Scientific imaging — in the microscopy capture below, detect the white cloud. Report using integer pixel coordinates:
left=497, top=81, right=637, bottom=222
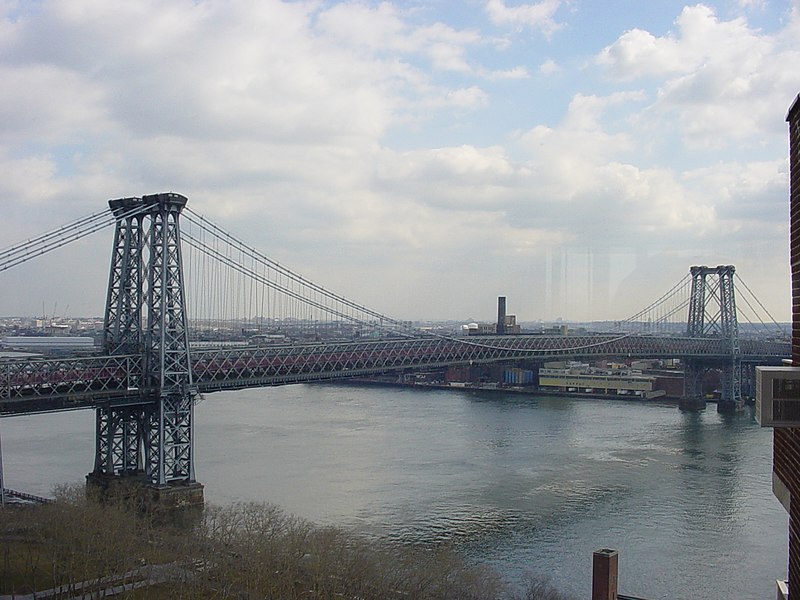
left=738, top=0, right=767, bottom=9
left=315, top=2, right=483, bottom=74
left=0, top=1, right=794, bottom=321
left=539, top=58, right=560, bottom=75
left=597, top=4, right=800, bottom=149
left=485, top=0, right=565, bottom=35
left=0, top=65, right=112, bottom=145
left=596, top=27, right=687, bottom=79
left=596, top=5, right=765, bottom=80
left=473, top=64, right=528, bottom=80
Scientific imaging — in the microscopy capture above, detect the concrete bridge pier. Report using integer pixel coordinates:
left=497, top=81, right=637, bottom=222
left=717, top=399, right=745, bottom=414
left=86, top=471, right=204, bottom=511
left=679, top=396, right=707, bottom=411
left=681, top=360, right=706, bottom=411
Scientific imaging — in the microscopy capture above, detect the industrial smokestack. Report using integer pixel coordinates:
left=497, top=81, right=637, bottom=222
left=497, top=296, right=506, bottom=335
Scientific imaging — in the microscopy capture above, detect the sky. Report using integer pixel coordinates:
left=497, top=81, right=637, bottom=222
left=0, top=0, right=798, bottom=323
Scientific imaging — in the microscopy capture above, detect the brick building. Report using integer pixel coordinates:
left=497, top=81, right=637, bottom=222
left=773, top=94, right=800, bottom=599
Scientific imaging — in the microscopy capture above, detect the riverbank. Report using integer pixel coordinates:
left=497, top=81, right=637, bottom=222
left=331, top=376, right=683, bottom=404
left=0, top=487, right=567, bottom=600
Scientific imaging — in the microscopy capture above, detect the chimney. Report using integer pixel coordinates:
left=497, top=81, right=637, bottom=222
left=497, top=296, right=507, bottom=335
left=592, top=548, right=618, bottom=600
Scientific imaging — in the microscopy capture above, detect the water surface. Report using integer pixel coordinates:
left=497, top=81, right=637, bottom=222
left=1, top=384, right=788, bottom=598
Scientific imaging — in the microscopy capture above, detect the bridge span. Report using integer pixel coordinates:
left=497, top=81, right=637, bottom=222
left=0, top=333, right=788, bottom=416
left=0, top=192, right=789, bottom=505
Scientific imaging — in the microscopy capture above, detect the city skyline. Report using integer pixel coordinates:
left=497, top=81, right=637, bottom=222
left=1, top=1, right=798, bottom=322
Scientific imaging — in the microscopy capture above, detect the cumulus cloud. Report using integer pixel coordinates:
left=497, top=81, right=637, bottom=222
left=596, top=4, right=800, bottom=149
left=539, top=58, right=560, bottom=75
left=595, top=5, right=777, bottom=81
left=738, top=0, right=767, bottom=9
left=484, top=65, right=530, bottom=80
left=485, top=0, right=565, bottom=35
left=0, top=1, right=794, bottom=321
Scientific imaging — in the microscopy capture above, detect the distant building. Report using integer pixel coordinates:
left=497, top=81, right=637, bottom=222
left=503, top=314, right=521, bottom=334
left=542, top=324, right=569, bottom=335
left=462, top=315, right=521, bottom=336
left=538, top=361, right=662, bottom=398
left=1, top=336, right=95, bottom=354
left=502, top=367, right=534, bottom=385
left=463, top=322, right=497, bottom=335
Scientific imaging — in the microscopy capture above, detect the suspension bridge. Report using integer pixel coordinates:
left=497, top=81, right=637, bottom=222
left=0, top=192, right=789, bottom=505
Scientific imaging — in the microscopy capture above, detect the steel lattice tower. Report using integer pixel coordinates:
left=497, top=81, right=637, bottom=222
left=90, top=193, right=201, bottom=503
left=683, top=265, right=743, bottom=413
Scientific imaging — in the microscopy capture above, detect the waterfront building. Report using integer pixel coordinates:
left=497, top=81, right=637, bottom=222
left=538, top=361, right=662, bottom=398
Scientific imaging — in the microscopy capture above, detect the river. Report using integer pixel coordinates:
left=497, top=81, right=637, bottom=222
left=1, top=383, right=788, bottom=599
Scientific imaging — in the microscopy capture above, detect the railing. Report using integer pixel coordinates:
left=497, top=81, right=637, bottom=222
left=3, top=488, right=55, bottom=504
left=0, top=354, right=144, bottom=414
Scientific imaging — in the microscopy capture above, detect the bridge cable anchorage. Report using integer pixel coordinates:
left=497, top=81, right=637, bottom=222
left=0, top=202, right=152, bottom=272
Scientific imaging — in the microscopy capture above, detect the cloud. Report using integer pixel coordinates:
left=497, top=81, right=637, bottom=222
left=595, top=5, right=768, bottom=80
left=507, top=86, right=787, bottom=290
left=596, top=4, right=800, bottom=149
left=738, top=0, right=767, bottom=9
left=0, top=65, right=111, bottom=145
left=485, top=0, right=565, bottom=35
left=0, top=1, right=794, bottom=322
left=315, top=2, right=483, bottom=74
left=539, top=58, right=560, bottom=75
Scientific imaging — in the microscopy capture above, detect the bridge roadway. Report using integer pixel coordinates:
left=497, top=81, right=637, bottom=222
left=0, top=333, right=789, bottom=415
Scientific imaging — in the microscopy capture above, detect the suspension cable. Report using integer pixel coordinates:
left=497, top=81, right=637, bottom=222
left=0, top=211, right=112, bottom=272
left=621, top=274, right=691, bottom=325
left=183, top=231, right=416, bottom=338
left=735, top=273, right=788, bottom=337
left=184, top=209, right=410, bottom=329
left=0, top=202, right=151, bottom=273
left=183, top=224, right=649, bottom=354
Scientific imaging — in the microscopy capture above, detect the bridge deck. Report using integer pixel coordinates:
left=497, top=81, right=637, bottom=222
left=0, top=334, right=788, bottom=415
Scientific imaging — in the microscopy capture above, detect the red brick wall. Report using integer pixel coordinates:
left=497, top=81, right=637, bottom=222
left=779, top=94, right=800, bottom=597
left=792, top=100, right=800, bottom=359
left=775, top=428, right=800, bottom=594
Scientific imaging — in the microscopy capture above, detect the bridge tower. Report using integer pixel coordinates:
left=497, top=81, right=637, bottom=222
left=87, top=193, right=203, bottom=507
left=681, top=265, right=743, bottom=413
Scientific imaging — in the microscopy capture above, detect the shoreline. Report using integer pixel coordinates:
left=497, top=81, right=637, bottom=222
left=327, top=377, right=688, bottom=405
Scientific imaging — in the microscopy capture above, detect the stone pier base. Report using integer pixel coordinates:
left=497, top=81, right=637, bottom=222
left=678, top=396, right=707, bottom=411
left=717, top=399, right=745, bottom=415
left=86, top=472, right=204, bottom=512
left=146, top=482, right=205, bottom=510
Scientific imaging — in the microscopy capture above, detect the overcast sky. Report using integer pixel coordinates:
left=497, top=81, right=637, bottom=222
left=1, top=0, right=798, bottom=323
